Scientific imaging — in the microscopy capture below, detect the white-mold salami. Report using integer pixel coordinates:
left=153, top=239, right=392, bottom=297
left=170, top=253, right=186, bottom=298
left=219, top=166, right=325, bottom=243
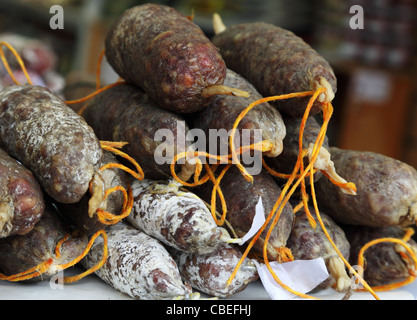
left=127, top=179, right=232, bottom=254
left=81, top=222, right=192, bottom=300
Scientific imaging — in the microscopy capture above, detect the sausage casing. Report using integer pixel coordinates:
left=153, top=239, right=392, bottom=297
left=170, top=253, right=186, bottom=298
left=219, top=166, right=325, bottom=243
left=57, top=151, right=128, bottom=235
left=128, top=179, right=231, bottom=254
left=315, top=148, right=417, bottom=227
left=81, top=222, right=192, bottom=300
left=192, top=68, right=286, bottom=158
left=105, top=3, right=226, bottom=113
left=0, top=203, right=88, bottom=282
left=212, top=22, right=336, bottom=118
left=170, top=244, right=258, bottom=298
left=287, top=207, right=351, bottom=291
left=0, top=147, right=44, bottom=238
left=345, top=225, right=417, bottom=286
left=81, top=83, right=195, bottom=180
left=0, top=85, right=102, bottom=203
left=195, top=166, right=294, bottom=260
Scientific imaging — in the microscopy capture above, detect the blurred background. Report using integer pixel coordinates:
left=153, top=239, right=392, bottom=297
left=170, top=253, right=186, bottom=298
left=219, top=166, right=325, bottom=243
left=0, top=0, right=416, bottom=166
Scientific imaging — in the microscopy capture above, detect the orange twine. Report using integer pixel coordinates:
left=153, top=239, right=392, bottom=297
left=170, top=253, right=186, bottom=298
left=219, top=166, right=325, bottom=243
left=355, top=229, right=417, bottom=292
left=224, top=87, right=378, bottom=300
left=0, top=229, right=107, bottom=283
left=0, top=41, right=33, bottom=85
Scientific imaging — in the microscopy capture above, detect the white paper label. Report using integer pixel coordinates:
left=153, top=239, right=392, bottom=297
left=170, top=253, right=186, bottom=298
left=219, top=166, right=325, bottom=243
left=238, top=196, right=265, bottom=245
left=255, top=258, right=329, bottom=300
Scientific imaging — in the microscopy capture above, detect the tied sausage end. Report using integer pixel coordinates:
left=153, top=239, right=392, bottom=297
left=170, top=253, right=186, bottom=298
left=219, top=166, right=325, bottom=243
left=308, top=144, right=357, bottom=195
left=313, top=77, right=335, bottom=104
left=327, top=256, right=351, bottom=293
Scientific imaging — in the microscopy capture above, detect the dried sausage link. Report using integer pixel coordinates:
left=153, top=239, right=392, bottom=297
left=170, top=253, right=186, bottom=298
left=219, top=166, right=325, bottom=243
left=0, top=85, right=102, bottom=204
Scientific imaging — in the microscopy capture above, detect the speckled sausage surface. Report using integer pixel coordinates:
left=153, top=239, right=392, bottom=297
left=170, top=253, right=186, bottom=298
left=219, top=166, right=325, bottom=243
left=0, top=203, right=88, bottom=282
left=345, top=225, right=417, bottom=286
left=81, top=83, right=195, bottom=181
left=105, top=3, right=226, bottom=113
left=128, top=179, right=231, bottom=254
left=81, top=222, right=192, bottom=300
left=315, top=148, right=417, bottom=227
left=212, top=22, right=336, bottom=118
left=170, top=244, right=258, bottom=298
left=0, top=147, right=44, bottom=238
left=192, top=69, right=286, bottom=158
left=0, top=85, right=102, bottom=204
left=195, top=166, right=294, bottom=260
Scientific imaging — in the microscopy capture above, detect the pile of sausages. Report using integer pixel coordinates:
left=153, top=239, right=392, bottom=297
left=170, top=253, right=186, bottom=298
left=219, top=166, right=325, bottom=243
left=0, top=3, right=416, bottom=300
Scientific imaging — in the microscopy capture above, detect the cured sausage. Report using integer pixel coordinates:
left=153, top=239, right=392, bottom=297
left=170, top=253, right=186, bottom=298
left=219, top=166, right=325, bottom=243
left=79, top=82, right=197, bottom=181
left=105, top=3, right=246, bottom=114
left=264, top=115, right=352, bottom=193
left=286, top=207, right=351, bottom=292
left=315, top=148, right=417, bottom=227
left=0, top=147, right=44, bottom=238
left=81, top=221, right=192, bottom=300
left=264, top=115, right=327, bottom=183
left=195, top=166, right=294, bottom=260
left=56, top=151, right=128, bottom=234
left=345, top=225, right=417, bottom=286
left=128, top=178, right=232, bottom=254
left=192, top=68, right=286, bottom=158
left=0, top=85, right=102, bottom=204
left=170, top=244, right=258, bottom=298
left=211, top=17, right=336, bottom=118
left=0, top=203, right=88, bottom=282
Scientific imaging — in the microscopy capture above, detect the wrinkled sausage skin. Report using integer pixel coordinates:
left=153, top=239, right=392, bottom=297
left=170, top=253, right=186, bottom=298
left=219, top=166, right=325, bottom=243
left=195, top=166, right=294, bottom=260
left=345, top=225, right=417, bottom=286
left=105, top=3, right=226, bottom=113
left=212, top=22, right=336, bottom=118
left=0, top=147, right=44, bottom=238
left=80, top=83, right=195, bottom=180
left=0, top=85, right=102, bottom=204
left=170, top=244, right=258, bottom=298
left=315, top=148, right=417, bottom=227
left=128, top=179, right=230, bottom=254
left=57, top=151, right=128, bottom=235
left=81, top=222, right=192, bottom=300
left=192, top=69, right=286, bottom=158
left=265, top=115, right=328, bottom=183
left=0, top=203, right=88, bottom=282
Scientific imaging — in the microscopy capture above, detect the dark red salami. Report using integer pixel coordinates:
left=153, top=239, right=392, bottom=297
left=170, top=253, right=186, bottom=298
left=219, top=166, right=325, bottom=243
left=345, top=225, right=417, bottom=287
left=315, top=148, right=417, bottom=227
left=105, top=4, right=242, bottom=113
left=195, top=166, right=294, bottom=260
left=0, top=85, right=103, bottom=204
left=192, top=68, right=286, bottom=158
left=76, top=82, right=197, bottom=181
left=0, top=147, right=44, bottom=238
left=212, top=18, right=336, bottom=118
